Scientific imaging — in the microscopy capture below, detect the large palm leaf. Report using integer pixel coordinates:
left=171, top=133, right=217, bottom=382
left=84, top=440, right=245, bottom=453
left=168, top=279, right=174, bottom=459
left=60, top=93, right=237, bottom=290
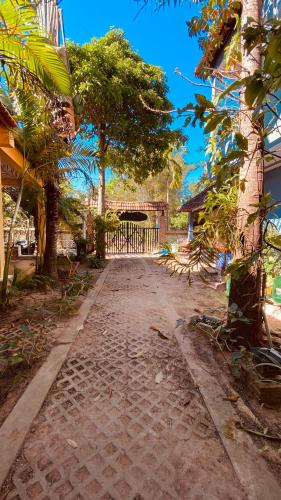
left=0, top=0, right=70, bottom=95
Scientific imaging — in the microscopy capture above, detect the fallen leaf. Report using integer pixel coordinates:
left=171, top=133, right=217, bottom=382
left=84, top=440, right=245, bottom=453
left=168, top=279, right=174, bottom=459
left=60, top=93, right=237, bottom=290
left=158, top=331, right=169, bottom=341
left=108, top=388, right=113, bottom=398
left=133, top=351, right=144, bottom=358
left=94, top=394, right=101, bottom=401
left=155, top=371, right=164, bottom=384
left=102, top=330, right=107, bottom=336
left=258, top=445, right=269, bottom=453
left=223, top=419, right=235, bottom=440
left=66, top=439, right=78, bottom=449
left=223, top=394, right=240, bottom=402
left=194, top=308, right=202, bottom=314
left=150, top=326, right=160, bottom=333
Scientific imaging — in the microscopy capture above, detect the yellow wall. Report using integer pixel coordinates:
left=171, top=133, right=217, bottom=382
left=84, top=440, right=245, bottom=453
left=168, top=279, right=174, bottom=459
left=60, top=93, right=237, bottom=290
left=0, top=162, right=4, bottom=277
left=0, top=143, right=44, bottom=279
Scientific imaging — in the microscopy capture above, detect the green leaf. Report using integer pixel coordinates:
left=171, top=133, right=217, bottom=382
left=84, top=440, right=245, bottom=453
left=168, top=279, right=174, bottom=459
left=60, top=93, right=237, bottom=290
left=195, top=93, right=214, bottom=108
left=247, top=211, right=259, bottom=225
left=204, top=113, right=225, bottom=133
left=216, top=80, right=241, bottom=104
left=235, top=132, right=248, bottom=151
left=9, top=355, right=24, bottom=366
left=245, top=79, right=265, bottom=107
left=268, top=35, right=281, bottom=63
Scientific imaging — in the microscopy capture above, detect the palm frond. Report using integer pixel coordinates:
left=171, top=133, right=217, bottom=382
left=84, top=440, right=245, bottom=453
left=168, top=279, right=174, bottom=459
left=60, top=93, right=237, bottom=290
left=0, top=0, right=70, bottom=95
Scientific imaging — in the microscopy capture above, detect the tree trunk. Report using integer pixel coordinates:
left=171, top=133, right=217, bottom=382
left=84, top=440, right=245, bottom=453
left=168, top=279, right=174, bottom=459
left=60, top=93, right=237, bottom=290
left=43, top=180, right=59, bottom=278
left=97, top=167, right=105, bottom=215
left=228, top=0, right=264, bottom=347
left=96, top=127, right=106, bottom=259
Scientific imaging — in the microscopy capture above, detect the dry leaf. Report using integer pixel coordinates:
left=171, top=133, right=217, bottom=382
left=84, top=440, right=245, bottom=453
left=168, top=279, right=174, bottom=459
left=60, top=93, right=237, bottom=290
left=155, top=371, right=164, bottom=384
left=258, top=445, right=269, bottom=453
left=150, top=325, right=160, bottom=333
left=223, top=419, right=235, bottom=440
left=133, top=351, right=144, bottom=358
left=158, top=331, right=169, bottom=341
left=94, top=394, right=101, bottom=401
left=102, top=330, right=108, bottom=336
left=223, top=394, right=240, bottom=402
left=66, top=439, right=78, bottom=449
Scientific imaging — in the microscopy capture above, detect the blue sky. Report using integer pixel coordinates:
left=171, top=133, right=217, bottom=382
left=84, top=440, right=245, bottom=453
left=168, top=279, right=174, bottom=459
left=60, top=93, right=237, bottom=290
left=62, top=0, right=208, bottom=189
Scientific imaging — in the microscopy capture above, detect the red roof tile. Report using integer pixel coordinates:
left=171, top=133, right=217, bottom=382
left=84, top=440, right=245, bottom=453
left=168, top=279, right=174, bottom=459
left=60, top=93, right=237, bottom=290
left=178, top=186, right=212, bottom=213
left=89, top=200, right=169, bottom=211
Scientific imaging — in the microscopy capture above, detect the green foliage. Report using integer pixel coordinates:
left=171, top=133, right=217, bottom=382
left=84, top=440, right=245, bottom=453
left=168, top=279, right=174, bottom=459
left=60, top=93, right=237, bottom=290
left=68, top=29, right=185, bottom=183
left=170, top=212, right=188, bottom=230
left=94, top=211, right=121, bottom=258
left=64, top=272, right=93, bottom=297
left=95, top=211, right=121, bottom=233
left=0, top=0, right=70, bottom=95
left=87, top=255, right=104, bottom=269
left=0, top=340, right=25, bottom=371
left=13, top=273, right=55, bottom=292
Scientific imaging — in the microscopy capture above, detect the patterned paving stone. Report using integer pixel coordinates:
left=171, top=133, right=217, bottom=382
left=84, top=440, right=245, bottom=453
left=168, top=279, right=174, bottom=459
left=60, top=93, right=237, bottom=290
left=1, top=258, right=244, bottom=500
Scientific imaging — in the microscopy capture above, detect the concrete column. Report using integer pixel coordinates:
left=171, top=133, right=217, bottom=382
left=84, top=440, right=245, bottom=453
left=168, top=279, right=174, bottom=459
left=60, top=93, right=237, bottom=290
left=159, top=210, right=168, bottom=244
left=187, top=213, right=194, bottom=241
left=0, top=161, right=5, bottom=278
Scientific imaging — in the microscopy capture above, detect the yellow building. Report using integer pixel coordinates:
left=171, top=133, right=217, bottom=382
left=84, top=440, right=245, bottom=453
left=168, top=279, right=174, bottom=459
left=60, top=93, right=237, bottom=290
left=0, top=102, right=44, bottom=279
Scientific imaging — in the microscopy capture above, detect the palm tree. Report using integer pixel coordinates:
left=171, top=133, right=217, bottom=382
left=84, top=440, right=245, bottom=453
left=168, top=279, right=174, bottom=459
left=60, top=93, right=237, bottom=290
left=0, top=0, right=70, bottom=95
left=36, top=139, right=95, bottom=277
left=1, top=91, right=94, bottom=302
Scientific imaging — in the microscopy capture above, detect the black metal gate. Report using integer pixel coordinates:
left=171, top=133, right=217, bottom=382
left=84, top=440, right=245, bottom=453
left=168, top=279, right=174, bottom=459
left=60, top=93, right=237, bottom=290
left=106, top=221, right=159, bottom=254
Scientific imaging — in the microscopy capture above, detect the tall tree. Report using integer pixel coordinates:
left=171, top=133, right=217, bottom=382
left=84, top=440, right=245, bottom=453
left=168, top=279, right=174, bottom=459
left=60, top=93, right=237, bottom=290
left=227, top=0, right=264, bottom=345
left=143, top=0, right=272, bottom=345
left=68, top=29, right=184, bottom=255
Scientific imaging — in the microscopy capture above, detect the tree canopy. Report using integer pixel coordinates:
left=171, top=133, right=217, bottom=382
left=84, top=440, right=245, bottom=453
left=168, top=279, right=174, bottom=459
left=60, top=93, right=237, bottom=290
left=67, top=29, right=185, bottom=183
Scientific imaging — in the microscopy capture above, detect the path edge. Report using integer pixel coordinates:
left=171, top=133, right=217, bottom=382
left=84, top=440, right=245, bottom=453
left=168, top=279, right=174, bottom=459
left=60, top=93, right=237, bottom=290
left=0, top=260, right=113, bottom=489
left=143, top=258, right=281, bottom=500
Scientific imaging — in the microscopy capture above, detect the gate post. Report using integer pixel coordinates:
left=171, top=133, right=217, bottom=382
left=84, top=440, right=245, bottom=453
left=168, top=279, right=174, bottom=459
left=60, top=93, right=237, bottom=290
left=159, top=209, right=168, bottom=244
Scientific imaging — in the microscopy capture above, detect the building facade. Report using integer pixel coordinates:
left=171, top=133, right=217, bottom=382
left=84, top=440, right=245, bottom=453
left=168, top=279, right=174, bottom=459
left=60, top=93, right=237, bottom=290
left=180, top=0, right=281, bottom=237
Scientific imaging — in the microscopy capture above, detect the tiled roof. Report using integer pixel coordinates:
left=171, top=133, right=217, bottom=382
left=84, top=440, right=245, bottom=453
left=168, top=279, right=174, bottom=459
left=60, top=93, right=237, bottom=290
left=89, top=200, right=169, bottom=211
left=0, top=101, right=17, bottom=128
left=178, top=186, right=212, bottom=213
left=195, top=1, right=242, bottom=78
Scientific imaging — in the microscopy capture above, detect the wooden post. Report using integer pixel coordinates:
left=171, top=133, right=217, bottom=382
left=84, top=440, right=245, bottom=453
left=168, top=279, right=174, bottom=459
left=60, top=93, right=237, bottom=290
left=0, top=162, right=5, bottom=279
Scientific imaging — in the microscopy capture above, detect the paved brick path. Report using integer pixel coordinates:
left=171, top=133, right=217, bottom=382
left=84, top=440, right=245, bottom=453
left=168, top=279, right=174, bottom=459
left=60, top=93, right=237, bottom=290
left=2, top=258, right=243, bottom=500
